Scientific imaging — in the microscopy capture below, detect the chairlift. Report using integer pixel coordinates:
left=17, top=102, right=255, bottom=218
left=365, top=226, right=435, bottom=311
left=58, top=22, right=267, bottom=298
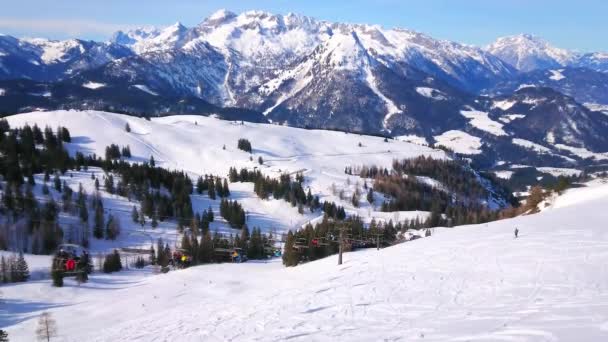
left=293, top=238, right=309, bottom=250
left=52, top=243, right=90, bottom=276
left=172, top=248, right=192, bottom=269
left=312, top=237, right=329, bottom=247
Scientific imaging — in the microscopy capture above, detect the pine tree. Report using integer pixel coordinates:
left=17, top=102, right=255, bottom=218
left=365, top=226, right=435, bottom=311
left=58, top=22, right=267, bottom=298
left=139, top=208, right=146, bottom=227
left=104, top=174, right=115, bottom=194
left=51, top=269, right=63, bottom=287
left=121, top=145, right=131, bottom=158
left=151, top=213, right=158, bottom=228
left=60, top=126, right=71, bottom=142
left=16, top=252, right=29, bottom=282
left=282, top=231, right=299, bottom=266
left=215, top=178, right=223, bottom=198
left=196, top=176, right=204, bottom=194
left=105, top=214, right=120, bottom=240
left=223, top=179, right=230, bottom=196
left=0, top=329, right=8, bottom=342
left=149, top=155, right=155, bottom=167
left=2, top=185, right=13, bottom=212
left=103, top=250, right=123, bottom=273
left=53, top=173, right=61, bottom=192
left=367, top=188, right=374, bottom=204
left=149, top=245, right=156, bottom=265
left=207, top=206, right=214, bottom=222
left=125, top=123, right=131, bottom=133
left=8, top=255, right=17, bottom=282
left=0, top=256, right=7, bottom=283
left=199, top=231, right=213, bottom=263
left=351, top=192, right=360, bottom=208
left=131, top=205, right=139, bottom=223
left=79, top=198, right=88, bottom=224
left=93, top=201, right=104, bottom=239
left=208, top=179, right=216, bottom=200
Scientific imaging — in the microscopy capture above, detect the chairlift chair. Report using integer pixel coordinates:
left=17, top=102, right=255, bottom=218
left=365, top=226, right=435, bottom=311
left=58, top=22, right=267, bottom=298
left=293, top=238, right=309, bottom=250
left=52, top=243, right=89, bottom=276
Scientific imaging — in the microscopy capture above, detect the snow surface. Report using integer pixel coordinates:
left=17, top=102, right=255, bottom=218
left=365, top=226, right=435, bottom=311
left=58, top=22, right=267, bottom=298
left=584, top=103, right=608, bottom=115
left=82, top=81, right=106, bottom=90
left=4, top=181, right=608, bottom=341
left=512, top=138, right=552, bottom=154
left=0, top=88, right=5, bottom=96
left=460, top=109, right=507, bottom=136
left=132, top=84, right=158, bottom=96
left=499, top=114, right=526, bottom=123
left=492, top=99, right=516, bottom=111
left=395, top=135, right=429, bottom=146
left=415, top=87, right=447, bottom=101
left=23, top=38, right=83, bottom=64
left=555, top=144, right=608, bottom=161
left=494, top=170, right=514, bottom=179
left=549, top=69, right=566, bottom=81
left=516, top=84, right=537, bottom=91
left=536, top=167, right=582, bottom=178
left=434, top=130, right=483, bottom=155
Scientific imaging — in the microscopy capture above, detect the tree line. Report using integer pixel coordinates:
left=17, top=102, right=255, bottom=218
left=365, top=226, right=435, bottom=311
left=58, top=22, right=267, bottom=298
left=229, top=167, right=320, bottom=213
left=282, top=216, right=399, bottom=266
left=0, top=252, right=29, bottom=283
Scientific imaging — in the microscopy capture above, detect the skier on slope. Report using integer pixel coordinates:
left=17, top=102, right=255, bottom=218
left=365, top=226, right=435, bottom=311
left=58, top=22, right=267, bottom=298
left=514, top=227, right=519, bottom=238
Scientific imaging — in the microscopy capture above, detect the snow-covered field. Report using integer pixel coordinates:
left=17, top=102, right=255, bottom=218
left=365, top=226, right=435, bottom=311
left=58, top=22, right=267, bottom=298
left=460, top=109, right=507, bottom=136
left=3, top=178, right=608, bottom=341
left=434, top=130, right=482, bottom=155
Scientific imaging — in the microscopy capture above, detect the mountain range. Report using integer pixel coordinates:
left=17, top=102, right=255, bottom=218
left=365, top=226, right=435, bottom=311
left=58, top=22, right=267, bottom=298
left=1, top=9, right=608, bottom=171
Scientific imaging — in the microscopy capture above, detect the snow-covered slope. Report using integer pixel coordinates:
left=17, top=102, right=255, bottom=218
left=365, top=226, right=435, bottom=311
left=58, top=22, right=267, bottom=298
left=5, top=110, right=444, bottom=233
left=4, top=178, right=608, bottom=341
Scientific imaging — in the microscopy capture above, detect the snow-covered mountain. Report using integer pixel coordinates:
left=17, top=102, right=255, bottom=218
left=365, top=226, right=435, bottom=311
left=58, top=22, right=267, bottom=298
left=2, top=9, right=608, bottom=169
left=487, top=34, right=608, bottom=74
left=51, top=10, right=513, bottom=135
left=486, top=34, right=576, bottom=72
left=0, top=35, right=132, bottom=81
left=106, top=10, right=514, bottom=95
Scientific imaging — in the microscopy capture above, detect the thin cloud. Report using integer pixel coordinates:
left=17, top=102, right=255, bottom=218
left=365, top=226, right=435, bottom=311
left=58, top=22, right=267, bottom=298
left=0, top=17, right=138, bottom=38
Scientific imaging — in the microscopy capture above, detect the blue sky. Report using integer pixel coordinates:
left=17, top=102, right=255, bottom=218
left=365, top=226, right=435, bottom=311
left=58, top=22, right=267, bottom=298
left=1, top=0, right=606, bottom=51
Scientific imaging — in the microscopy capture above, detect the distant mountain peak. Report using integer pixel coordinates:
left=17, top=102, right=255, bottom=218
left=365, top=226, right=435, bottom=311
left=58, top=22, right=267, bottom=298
left=487, top=34, right=576, bottom=72
left=203, top=9, right=237, bottom=25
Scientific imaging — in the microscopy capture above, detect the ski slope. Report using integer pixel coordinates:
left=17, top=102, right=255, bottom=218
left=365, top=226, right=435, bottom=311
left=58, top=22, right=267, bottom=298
left=5, top=111, right=442, bottom=236
left=3, top=181, right=608, bottom=341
